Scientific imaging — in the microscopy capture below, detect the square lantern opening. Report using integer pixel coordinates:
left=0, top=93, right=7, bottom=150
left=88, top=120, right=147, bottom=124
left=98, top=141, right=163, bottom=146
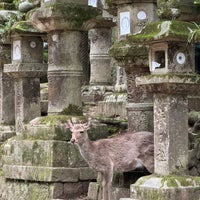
left=88, top=0, right=97, bottom=7
left=150, top=43, right=168, bottom=74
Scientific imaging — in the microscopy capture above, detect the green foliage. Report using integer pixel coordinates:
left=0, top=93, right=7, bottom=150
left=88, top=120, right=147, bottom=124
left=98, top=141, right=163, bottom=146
left=60, top=104, right=83, bottom=116
left=0, top=17, right=16, bottom=34
left=13, top=0, right=21, bottom=8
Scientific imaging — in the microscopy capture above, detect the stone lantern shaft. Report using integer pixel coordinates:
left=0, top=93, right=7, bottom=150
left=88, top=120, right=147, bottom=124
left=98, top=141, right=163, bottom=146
left=154, top=93, right=188, bottom=175
left=47, top=30, right=83, bottom=113
left=0, top=43, right=15, bottom=125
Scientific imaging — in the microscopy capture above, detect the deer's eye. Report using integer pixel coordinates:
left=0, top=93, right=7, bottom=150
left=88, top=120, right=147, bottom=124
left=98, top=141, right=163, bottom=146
left=80, top=131, right=84, bottom=134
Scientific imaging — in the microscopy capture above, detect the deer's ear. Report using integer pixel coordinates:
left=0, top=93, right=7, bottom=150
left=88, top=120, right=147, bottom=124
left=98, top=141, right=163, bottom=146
left=66, top=118, right=74, bottom=129
left=84, top=118, right=91, bottom=130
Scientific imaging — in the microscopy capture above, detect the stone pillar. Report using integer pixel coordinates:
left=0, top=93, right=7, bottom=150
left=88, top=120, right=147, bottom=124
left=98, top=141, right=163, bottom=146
left=47, top=30, right=83, bottom=113
left=29, top=0, right=100, bottom=114
left=0, top=43, right=15, bottom=125
left=89, top=27, right=112, bottom=86
left=0, top=2, right=18, bottom=128
left=126, top=68, right=153, bottom=132
left=82, top=1, right=116, bottom=102
left=14, top=77, right=42, bottom=134
left=4, top=22, right=47, bottom=134
left=154, top=93, right=188, bottom=175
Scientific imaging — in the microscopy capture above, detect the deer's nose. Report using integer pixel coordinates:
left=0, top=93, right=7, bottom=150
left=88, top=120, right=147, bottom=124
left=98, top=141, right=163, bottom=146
left=70, top=138, right=75, bottom=144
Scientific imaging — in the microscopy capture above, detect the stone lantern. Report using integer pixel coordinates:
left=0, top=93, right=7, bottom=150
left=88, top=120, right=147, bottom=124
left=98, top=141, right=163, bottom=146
left=81, top=0, right=116, bottom=102
left=4, top=21, right=47, bottom=134
left=107, top=0, right=158, bottom=132
left=29, top=0, right=101, bottom=114
left=115, top=0, right=157, bottom=39
left=127, top=20, right=200, bottom=200
left=109, top=0, right=158, bottom=93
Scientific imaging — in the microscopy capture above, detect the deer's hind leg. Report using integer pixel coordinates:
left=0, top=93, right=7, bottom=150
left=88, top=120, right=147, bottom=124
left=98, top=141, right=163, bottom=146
left=101, top=169, right=113, bottom=200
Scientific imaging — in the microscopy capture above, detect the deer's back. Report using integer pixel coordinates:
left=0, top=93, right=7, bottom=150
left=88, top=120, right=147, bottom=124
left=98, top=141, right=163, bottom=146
left=92, top=131, right=154, bottom=173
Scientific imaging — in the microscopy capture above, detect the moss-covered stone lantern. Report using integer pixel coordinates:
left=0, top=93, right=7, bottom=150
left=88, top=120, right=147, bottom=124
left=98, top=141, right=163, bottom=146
left=107, top=0, right=158, bottom=132
left=129, top=20, right=197, bottom=74
left=128, top=20, right=200, bottom=200
left=4, top=21, right=47, bottom=134
left=29, top=0, right=101, bottom=114
left=108, top=0, right=158, bottom=40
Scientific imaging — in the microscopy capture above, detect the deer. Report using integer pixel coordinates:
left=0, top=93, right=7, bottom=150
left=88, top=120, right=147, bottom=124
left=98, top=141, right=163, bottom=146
left=66, top=118, right=154, bottom=200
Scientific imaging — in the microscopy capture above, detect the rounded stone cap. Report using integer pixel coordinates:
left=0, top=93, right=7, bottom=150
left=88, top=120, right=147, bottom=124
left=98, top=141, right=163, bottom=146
left=28, top=3, right=101, bottom=32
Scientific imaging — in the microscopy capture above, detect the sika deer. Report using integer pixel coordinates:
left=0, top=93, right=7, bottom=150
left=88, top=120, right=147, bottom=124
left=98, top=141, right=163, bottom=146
left=67, top=119, right=154, bottom=200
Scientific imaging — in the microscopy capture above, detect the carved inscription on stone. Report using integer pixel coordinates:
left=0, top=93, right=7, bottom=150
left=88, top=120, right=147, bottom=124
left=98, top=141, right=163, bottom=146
left=154, top=95, right=168, bottom=166
left=15, top=80, right=23, bottom=133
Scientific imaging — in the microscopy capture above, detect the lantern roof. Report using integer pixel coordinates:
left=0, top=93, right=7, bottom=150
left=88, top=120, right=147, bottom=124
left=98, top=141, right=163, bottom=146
left=127, top=20, right=198, bottom=44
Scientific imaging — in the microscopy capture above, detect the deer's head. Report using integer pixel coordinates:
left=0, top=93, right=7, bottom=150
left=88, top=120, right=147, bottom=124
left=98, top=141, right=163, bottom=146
left=67, top=118, right=91, bottom=145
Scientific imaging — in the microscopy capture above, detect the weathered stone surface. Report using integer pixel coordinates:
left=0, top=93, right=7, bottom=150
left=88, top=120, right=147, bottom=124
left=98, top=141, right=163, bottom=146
left=88, top=181, right=130, bottom=200
left=136, top=74, right=200, bottom=95
left=0, top=43, right=15, bottom=125
left=2, top=139, right=87, bottom=167
left=3, top=165, right=80, bottom=182
left=154, top=93, right=188, bottom=175
left=79, top=167, right=97, bottom=180
left=29, top=3, right=101, bottom=32
left=157, top=0, right=200, bottom=21
left=63, top=182, right=89, bottom=199
left=97, top=94, right=127, bottom=118
left=4, top=180, right=55, bottom=200
left=25, top=124, right=72, bottom=141
left=131, top=175, right=200, bottom=200
left=87, top=182, right=101, bottom=200
left=89, top=28, right=112, bottom=85
left=126, top=103, right=153, bottom=132
left=68, top=145, right=88, bottom=167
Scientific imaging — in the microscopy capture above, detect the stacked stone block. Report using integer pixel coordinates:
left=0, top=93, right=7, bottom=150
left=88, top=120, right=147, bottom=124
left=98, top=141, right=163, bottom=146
left=2, top=116, right=109, bottom=199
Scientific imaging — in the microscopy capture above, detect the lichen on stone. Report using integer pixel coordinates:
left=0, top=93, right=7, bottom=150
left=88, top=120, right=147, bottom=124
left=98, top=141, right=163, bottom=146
left=127, top=20, right=198, bottom=44
left=10, top=20, right=42, bottom=34
left=109, top=39, right=148, bottom=59
left=28, top=2, right=102, bottom=30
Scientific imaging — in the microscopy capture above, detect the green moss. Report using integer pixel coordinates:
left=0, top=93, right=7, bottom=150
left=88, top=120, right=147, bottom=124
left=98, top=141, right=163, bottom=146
left=13, top=0, right=20, bottom=8
left=39, top=115, right=71, bottom=126
left=39, top=115, right=87, bottom=126
left=109, top=39, right=148, bottom=60
left=11, top=21, right=40, bottom=33
left=0, top=2, right=15, bottom=10
left=161, top=175, right=200, bottom=188
left=22, top=141, right=49, bottom=166
left=28, top=3, right=101, bottom=30
left=60, top=104, right=83, bottom=116
left=142, top=190, right=164, bottom=200
left=128, top=20, right=198, bottom=43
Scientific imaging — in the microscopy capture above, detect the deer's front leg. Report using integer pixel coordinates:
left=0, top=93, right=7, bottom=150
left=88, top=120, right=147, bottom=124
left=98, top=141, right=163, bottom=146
left=101, top=168, right=113, bottom=200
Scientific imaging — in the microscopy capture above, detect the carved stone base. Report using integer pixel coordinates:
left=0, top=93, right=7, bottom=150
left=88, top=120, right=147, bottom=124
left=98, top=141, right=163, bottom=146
left=130, top=175, right=200, bottom=200
left=126, top=103, right=153, bottom=132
